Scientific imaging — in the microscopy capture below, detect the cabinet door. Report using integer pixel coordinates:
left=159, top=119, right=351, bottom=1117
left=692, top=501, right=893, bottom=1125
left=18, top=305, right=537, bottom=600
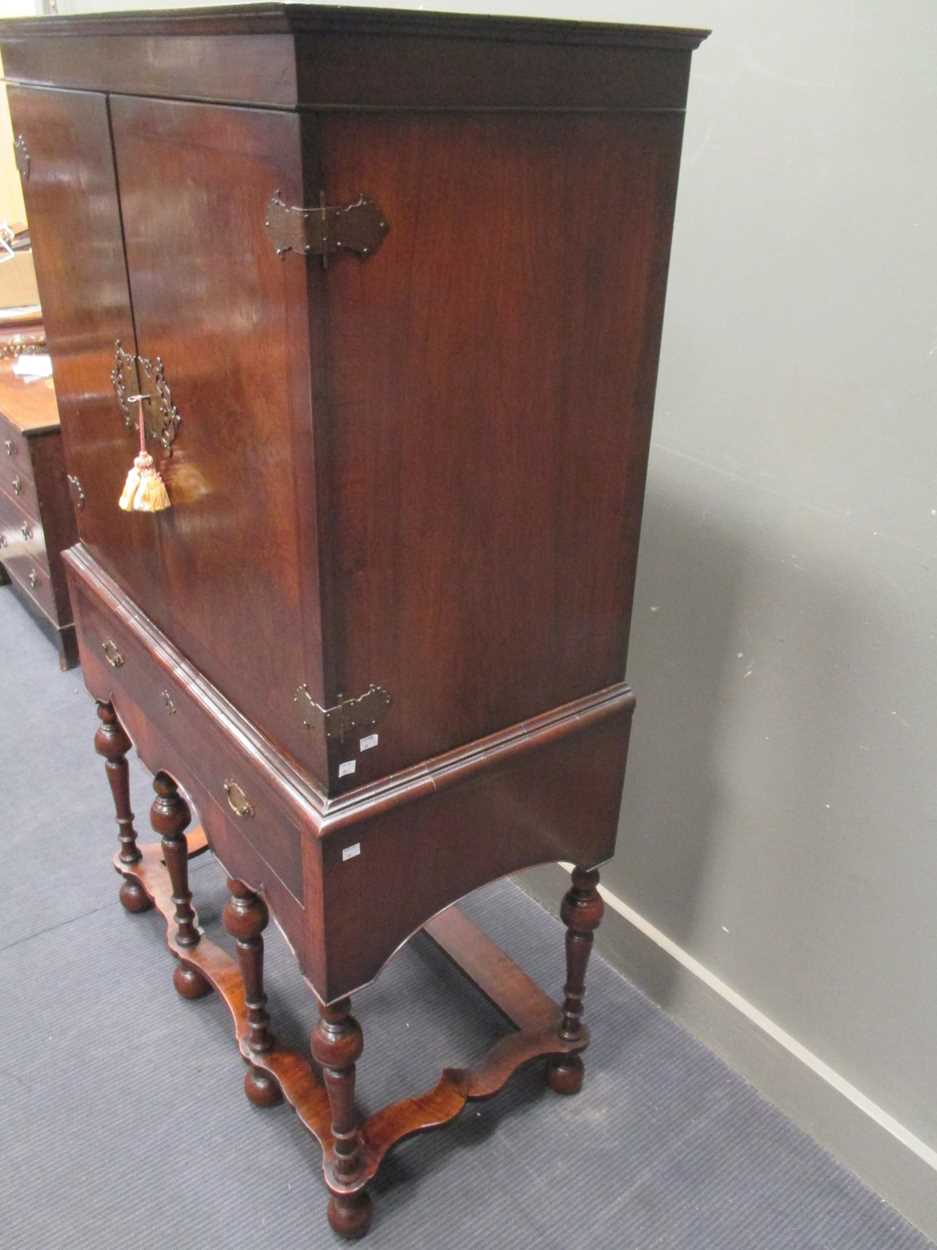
left=108, top=97, right=324, bottom=778
left=6, top=85, right=166, bottom=616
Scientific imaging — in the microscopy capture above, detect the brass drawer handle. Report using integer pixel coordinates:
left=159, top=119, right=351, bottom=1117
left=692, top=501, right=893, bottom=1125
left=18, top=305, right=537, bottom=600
left=27, top=568, right=39, bottom=590
left=101, top=638, right=125, bottom=668
left=161, top=689, right=177, bottom=715
left=4, top=438, right=15, bottom=456
left=11, top=474, right=22, bottom=495
left=223, top=780, right=254, bottom=819
left=19, top=521, right=32, bottom=542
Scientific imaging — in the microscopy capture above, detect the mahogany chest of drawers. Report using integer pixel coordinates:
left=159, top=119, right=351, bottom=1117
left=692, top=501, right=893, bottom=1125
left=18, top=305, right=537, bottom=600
left=0, top=342, right=78, bottom=668
left=1, top=4, right=707, bottom=1236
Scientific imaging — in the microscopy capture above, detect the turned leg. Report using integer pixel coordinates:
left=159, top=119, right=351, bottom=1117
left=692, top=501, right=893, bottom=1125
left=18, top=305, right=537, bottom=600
left=94, top=700, right=151, bottom=914
left=546, top=865, right=604, bottom=1096
left=223, top=879, right=282, bottom=1108
left=311, top=998, right=372, bottom=1240
left=150, top=772, right=211, bottom=1000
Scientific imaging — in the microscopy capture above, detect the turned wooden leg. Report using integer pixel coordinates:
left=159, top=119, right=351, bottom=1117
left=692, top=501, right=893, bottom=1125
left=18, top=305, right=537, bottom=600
left=547, top=865, right=604, bottom=1096
left=94, top=700, right=152, bottom=914
left=311, top=998, right=373, bottom=1240
left=150, top=772, right=211, bottom=1000
left=223, top=879, right=282, bottom=1108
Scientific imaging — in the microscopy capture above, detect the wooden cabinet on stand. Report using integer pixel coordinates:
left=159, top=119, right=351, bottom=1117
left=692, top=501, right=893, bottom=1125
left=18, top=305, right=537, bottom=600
left=0, top=5, right=707, bottom=1236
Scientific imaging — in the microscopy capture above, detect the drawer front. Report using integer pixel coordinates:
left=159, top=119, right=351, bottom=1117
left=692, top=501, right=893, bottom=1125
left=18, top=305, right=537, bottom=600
left=0, top=456, right=41, bottom=521
left=2, top=539, right=57, bottom=621
left=0, top=486, right=47, bottom=568
left=72, top=579, right=305, bottom=903
left=0, top=411, right=32, bottom=483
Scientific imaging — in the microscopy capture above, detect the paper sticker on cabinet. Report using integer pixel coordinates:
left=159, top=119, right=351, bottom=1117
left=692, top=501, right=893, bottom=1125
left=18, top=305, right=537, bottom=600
left=360, top=733, right=379, bottom=752
left=342, top=843, right=361, bottom=862
left=338, top=759, right=357, bottom=778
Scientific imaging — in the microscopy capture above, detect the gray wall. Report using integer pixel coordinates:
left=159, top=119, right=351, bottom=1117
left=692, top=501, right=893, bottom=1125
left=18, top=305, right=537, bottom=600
left=36, top=0, right=937, bottom=1236
left=519, top=0, right=937, bottom=1237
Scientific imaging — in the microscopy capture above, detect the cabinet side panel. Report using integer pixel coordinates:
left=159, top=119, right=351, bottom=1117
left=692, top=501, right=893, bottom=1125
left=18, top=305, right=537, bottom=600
left=315, top=111, right=685, bottom=786
left=315, top=703, right=632, bottom=1002
left=5, top=84, right=166, bottom=609
left=108, top=95, right=327, bottom=783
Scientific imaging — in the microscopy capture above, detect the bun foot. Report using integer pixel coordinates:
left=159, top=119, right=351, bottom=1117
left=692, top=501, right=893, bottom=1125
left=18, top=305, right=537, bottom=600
left=172, top=961, right=212, bottom=1000
left=546, top=1053, right=584, bottom=1096
left=244, top=1063, right=282, bottom=1108
left=119, top=877, right=153, bottom=914
left=327, top=1189, right=373, bottom=1241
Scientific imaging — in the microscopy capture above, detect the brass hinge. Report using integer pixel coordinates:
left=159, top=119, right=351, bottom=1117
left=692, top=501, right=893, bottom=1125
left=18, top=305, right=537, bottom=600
left=265, top=191, right=388, bottom=266
left=294, top=683, right=392, bottom=744
left=13, top=135, right=29, bottom=181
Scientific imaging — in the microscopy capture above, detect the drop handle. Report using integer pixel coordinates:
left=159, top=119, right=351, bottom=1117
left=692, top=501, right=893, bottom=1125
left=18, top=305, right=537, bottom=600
left=101, top=638, right=125, bottom=668
left=224, top=780, right=254, bottom=819
left=27, top=569, right=38, bottom=590
left=11, top=474, right=22, bottom=495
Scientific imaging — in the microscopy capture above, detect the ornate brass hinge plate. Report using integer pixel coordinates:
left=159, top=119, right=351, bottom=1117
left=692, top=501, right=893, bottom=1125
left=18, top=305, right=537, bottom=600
left=67, top=474, right=85, bottom=510
left=13, top=135, right=29, bottom=181
left=111, top=340, right=182, bottom=452
left=265, top=191, right=388, bottom=266
left=294, top=683, right=392, bottom=744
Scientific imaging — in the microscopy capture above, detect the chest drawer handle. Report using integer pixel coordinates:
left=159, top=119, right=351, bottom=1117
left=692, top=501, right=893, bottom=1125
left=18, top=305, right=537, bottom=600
left=27, top=569, right=39, bottom=590
left=11, top=474, right=22, bottom=495
left=223, top=780, right=254, bottom=819
left=19, top=521, right=32, bottom=542
left=4, top=438, right=15, bottom=457
left=161, top=689, right=177, bottom=715
left=101, top=639, right=125, bottom=668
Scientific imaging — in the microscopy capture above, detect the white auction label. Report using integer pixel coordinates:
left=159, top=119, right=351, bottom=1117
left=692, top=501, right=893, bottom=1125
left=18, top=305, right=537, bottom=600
left=338, top=759, right=357, bottom=778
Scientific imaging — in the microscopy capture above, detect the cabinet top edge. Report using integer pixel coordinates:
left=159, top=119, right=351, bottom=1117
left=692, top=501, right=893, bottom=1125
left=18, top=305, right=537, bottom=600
left=0, top=4, right=710, bottom=51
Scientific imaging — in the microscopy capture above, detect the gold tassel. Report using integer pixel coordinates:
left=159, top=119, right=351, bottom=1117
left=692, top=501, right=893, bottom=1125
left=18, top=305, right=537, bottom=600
left=131, top=452, right=171, bottom=512
left=118, top=455, right=142, bottom=510
left=118, top=396, right=171, bottom=513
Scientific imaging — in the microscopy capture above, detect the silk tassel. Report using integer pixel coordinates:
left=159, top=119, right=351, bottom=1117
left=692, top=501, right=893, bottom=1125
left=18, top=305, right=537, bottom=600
left=118, top=399, right=171, bottom=513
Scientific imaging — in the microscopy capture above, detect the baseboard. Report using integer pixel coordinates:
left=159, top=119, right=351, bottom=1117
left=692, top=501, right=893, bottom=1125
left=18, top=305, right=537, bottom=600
left=515, top=863, right=937, bottom=1244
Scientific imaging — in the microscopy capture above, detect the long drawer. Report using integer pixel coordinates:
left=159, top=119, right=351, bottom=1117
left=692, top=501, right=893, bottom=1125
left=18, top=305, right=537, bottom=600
left=0, top=481, right=50, bottom=568
left=0, top=453, right=41, bottom=521
left=0, top=408, right=31, bottom=478
left=71, top=574, right=306, bottom=907
left=0, top=529, right=57, bottom=624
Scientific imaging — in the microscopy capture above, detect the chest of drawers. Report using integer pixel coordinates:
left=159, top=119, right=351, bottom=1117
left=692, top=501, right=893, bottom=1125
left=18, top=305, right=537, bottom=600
left=1, top=4, right=707, bottom=1236
left=0, top=344, right=77, bottom=668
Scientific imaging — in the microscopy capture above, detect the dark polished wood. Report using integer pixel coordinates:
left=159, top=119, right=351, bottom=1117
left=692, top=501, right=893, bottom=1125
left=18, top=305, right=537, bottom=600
left=4, top=6, right=707, bottom=1236
left=94, top=699, right=151, bottom=914
left=116, top=827, right=591, bottom=1240
left=223, top=878, right=283, bottom=1108
left=312, top=998, right=371, bottom=1237
left=547, top=866, right=605, bottom=1095
left=150, top=771, right=212, bottom=999
left=0, top=346, right=78, bottom=668
left=0, top=5, right=705, bottom=112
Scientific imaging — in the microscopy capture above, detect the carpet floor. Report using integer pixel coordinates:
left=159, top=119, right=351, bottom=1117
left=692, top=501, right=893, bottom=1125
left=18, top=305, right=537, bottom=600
left=0, top=585, right=932, bottom=1250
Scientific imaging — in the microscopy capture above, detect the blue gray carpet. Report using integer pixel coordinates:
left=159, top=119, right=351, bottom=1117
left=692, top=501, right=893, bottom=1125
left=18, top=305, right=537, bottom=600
left=0, top=584, right=932, bottom=1250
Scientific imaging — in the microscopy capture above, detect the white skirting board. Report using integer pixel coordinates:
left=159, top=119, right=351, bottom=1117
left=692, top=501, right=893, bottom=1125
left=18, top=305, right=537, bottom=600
left=515, top=863, right=937, bottom=1245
